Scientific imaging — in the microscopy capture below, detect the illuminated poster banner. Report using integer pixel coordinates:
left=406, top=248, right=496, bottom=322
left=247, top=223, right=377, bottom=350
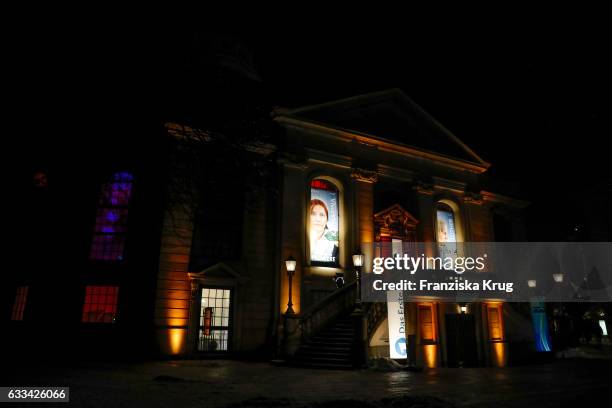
left=309, top=179, right=339, bottom=266
left=437, top=208, right=458, bottom=269
left=387, top=290, right=407, bottom=359
left=388, top=238, right=407, bottom=359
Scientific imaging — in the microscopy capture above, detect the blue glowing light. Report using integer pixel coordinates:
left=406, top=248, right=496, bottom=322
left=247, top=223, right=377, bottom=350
left=105, top=211, right=119, bottom=222
left=530, top=301, right=552, bottom=352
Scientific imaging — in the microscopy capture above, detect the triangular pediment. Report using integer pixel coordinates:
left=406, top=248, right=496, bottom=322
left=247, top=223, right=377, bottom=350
left=374, top=204, right=419, bottom=226
left=281, top=89, right=489, bottom=170
left=189, top=262, right=245, bottom=284
left=374, top=204, right=419, bottom=241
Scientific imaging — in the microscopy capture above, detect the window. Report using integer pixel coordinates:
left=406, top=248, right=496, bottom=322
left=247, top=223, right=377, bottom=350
left=419, top=304, right=436, bottom=342
left=436, top=203, right=457, bottom=243
left=82, top=286, right=119, bottom=323
left=436, top=201, right=460, bottom=264
left=198, top=288, right=231, bottom=351
left=90, top=172, right=133, bottom=261
left=309, top=179, right=339, bottom=266
left=188, top=175, right=244, bottom=271
left=11, top=286, right=28, bottom=321
left=487, top=304, right=504, bottom=340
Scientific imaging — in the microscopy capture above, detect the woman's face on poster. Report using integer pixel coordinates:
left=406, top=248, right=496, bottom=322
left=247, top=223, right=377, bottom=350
left=438, top=220, right=448, bottom=242
left=310, top=204, right=327, bottom=237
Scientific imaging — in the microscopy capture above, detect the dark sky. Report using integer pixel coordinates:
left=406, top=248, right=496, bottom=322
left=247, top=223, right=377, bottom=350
left=10, top=20, right=610, bottom=239
left=252, top=29, right=608, bottom=187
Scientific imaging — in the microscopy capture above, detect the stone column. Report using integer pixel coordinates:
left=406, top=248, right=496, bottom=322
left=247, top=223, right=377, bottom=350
left=278, top=158, right=307, bottom=316
left=413, top=181, right=435, bottom=248
left=463, top=192, right=491, bottom=242
left=185, top=279, right=200, bottom=355
left=350, top=168, right=377, bottom=272
left=276, top=156, right=307, bottom=358
left=350, top=168, right=377, bottom=363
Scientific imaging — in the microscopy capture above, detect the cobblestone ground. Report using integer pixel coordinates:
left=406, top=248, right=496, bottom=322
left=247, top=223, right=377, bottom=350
left=3, top=358, right=612, bottom=407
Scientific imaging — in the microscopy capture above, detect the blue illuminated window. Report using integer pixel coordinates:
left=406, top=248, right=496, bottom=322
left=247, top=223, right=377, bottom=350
left=90, top=172, right=133, bottom=261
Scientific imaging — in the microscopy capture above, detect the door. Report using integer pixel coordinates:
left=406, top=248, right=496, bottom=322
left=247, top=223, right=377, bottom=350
left=198, top=287, right=232, bottom=352
left=445, top=314, right=478, bottom=367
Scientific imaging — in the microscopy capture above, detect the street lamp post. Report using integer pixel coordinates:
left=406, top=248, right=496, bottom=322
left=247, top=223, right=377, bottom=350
left=352, top=249, right=364, bottom=310
left=285, top=255, right=296, bottom=315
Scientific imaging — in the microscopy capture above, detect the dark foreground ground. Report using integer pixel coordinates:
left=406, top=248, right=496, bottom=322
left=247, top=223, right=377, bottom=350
left=2, top=357, right=612, bottom=407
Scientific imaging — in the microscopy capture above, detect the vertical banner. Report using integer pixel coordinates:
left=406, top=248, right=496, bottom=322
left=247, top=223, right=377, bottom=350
left=388, top=239, right=407, bottom=359
left=387, top=290, right=407, bottom=359
left=309, top=179, right=339, bottom=266
left=436, top=207, right=458, bottom=270
left=436, top=208, right=456, bottom=243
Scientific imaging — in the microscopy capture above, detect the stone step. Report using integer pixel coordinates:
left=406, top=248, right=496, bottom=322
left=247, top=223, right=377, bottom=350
left=308, top=338, right=354, bottom=346
left=314, top=331, right=355, bottom=338
left=294, top=356, right=352, bottom=365
left=295, top=348, right=351, bottom=358
left=325, top=327, right=355, bottom=333
left=291, top=312, right=359, bottom=370
left=299, top=343, right=352, bottom=350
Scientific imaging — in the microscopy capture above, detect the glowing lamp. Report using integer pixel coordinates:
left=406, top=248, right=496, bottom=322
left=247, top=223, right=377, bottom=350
left=352, top=251, right=364, bottom=267
left=285, top=255, right=296, bottom=315
left=553, top=273, right=564, bottom=283
left=353, top=249, right=364, bottom=310
left=527, top=280, right=537, bottom=288
left=285, top=255, right=296, bottom=274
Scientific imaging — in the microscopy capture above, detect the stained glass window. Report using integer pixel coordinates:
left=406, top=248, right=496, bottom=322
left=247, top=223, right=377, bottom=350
left=90, top=172, right=133, bottom=260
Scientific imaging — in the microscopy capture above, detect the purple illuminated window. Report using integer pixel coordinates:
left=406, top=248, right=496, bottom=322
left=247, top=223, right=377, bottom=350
left=90, top=172, right=133, bottom=261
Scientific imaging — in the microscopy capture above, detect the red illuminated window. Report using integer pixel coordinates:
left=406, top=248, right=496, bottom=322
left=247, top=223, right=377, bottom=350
left=90, top=172, right=133, bottom=261
left=11, top=286, right=28, bottom=321
left=82, top=286, right=119, bottom=323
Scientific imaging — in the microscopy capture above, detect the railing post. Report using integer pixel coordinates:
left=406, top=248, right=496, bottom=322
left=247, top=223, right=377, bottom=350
left=283, top=313, right=302, bottom=358
left=350, top=305, right=366, bottom=367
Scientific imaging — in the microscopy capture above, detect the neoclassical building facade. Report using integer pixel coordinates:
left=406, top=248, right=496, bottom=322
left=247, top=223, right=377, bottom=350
left=155, top=89, right=534, bottom=367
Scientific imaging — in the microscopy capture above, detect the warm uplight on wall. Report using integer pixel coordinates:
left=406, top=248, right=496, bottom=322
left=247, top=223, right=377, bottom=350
left=168, top=328, right=186, bottom=355
left=492, top=342, right=507, bottom=367
left=460, top=305, right=467, bottom=314
left=423, top=344, right=438, bottom=368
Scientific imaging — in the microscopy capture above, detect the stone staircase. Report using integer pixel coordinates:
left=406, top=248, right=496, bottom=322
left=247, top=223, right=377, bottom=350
left=293, top=314, right=357, bottom=369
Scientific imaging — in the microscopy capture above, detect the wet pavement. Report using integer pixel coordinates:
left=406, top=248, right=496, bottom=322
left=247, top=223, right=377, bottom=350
left=3, top=358, right=612, bottom=407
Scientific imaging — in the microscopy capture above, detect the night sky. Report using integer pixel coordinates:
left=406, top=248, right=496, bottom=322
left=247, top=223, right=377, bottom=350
left=10, top=20, right=610, bottom=240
